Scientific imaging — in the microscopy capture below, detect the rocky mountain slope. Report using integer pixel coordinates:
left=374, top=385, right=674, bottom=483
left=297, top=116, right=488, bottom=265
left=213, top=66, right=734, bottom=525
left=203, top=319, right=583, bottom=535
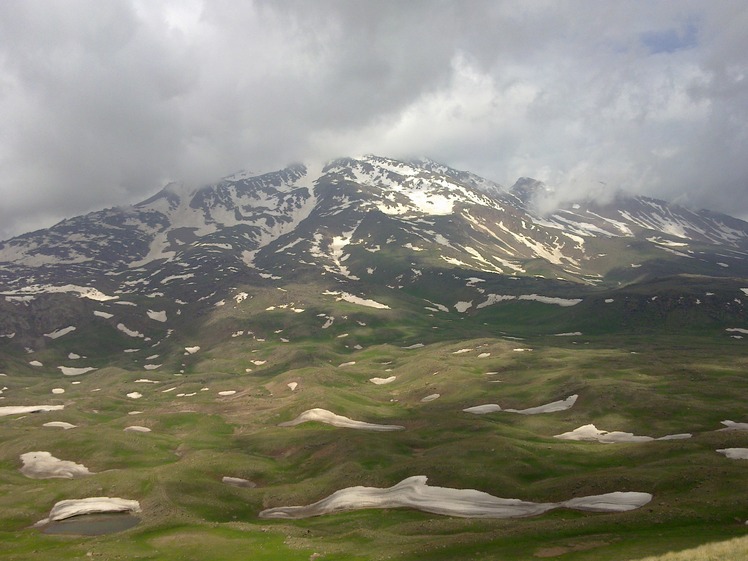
left=1, top=155, right=747, bottom=362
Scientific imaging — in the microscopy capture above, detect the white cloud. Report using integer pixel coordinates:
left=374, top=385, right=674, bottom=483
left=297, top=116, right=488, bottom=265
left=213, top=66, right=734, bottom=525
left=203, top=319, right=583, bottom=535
left=0, top=1, right=747, bottom=240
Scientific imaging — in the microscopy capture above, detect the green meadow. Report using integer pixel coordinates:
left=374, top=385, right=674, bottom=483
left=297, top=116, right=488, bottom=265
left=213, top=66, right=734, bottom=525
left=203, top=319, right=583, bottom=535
left=1, top=287, right=747, bottom=560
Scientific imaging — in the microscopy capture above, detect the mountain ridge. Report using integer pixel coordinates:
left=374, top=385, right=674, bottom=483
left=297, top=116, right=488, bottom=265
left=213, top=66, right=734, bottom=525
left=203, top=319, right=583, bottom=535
left=1, top=154, right=747, bottom=354
left=2, top=155, right=747, bottom=282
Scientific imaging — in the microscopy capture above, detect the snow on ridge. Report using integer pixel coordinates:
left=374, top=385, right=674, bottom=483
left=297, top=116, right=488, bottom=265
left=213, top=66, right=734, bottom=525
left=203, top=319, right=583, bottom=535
left=646, top=236, right=688, bottom=248
left=132, top=165, right=318, bottom=268
left=324, top=290, right=390, bottom=309
left=476, top=293, right=582, bottom=308
left=1, top=284, right=117, bottom=301
left=475, top=294, right=516, bottom=309
left=161, top=273, right=195, bottom=284
left=44, top=326, right=76, bottom=339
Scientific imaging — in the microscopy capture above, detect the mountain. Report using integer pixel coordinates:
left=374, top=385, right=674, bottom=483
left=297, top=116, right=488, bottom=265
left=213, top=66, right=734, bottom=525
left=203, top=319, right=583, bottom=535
left=1, top=155, right=747, bottom=354
left=2, top=155, right=747, bottom=288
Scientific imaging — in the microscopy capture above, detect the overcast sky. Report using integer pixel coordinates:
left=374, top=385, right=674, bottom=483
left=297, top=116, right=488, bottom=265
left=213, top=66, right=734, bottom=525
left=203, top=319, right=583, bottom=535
left=1, top=1, right=747, bottom=240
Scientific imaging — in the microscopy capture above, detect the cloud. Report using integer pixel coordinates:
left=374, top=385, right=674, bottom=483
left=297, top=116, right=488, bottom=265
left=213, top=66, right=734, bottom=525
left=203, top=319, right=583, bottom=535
left=1, top=1, right=747, bottom=240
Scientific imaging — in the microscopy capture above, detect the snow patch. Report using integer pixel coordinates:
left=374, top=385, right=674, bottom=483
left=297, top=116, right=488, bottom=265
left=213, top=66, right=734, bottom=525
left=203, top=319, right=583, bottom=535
left=117, top=323, right=144, bottom=338
left=124, top=426, right=151, bottom=433
left=43, top=421, right=76, bottom=430
left=58, top=366, right=97, bottom=376
left=279, top=408, right=404, bottom=431
left=44, top=326, right=76, bottom=339
left=35, top=498, right=140, bottom=526
left=222, top=476, right=256, bottom=488
left=21, top=451, right=91, bottom=479
left=147, top=310, right=167, bottom=322
left=0, top=405, right=64, bottom=417
left=3, top=284, right=117, bottom=301
left=464, top=395, right=577, bottom=415
left=718, top=420, right=748, bottom=431
left=369, top=376, right=396, bottom=385
left=454, top=301, right=472, bottom=313
left=324, top=290, right=390, bottom=309
left=478, top=294, right=582, bottom=308
left=717, top=448, right=748, bottom=460
left=554, top=424, right=691, bottom=443
left=259, top=475, right=651, bottom=519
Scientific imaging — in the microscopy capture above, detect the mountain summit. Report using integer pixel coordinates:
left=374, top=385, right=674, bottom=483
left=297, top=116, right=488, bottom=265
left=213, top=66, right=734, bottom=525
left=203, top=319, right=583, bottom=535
left=1, top=155, right=746, bottom=290
left=1, top=155, right=747, bottom=351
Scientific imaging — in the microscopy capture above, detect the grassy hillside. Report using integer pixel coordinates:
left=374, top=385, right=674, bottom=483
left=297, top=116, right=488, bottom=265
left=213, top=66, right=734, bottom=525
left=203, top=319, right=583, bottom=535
left=1, top=278, right=747, bottom=560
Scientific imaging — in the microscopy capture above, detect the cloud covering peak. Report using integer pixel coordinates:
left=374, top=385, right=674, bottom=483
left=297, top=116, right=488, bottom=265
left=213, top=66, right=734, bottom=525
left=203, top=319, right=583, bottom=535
left=1, top=1, right=747, bottom=239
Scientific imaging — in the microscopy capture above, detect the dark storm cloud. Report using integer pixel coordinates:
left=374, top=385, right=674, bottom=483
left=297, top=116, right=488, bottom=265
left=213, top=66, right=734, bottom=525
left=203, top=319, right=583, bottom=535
left=1, top=1, right=747, bottom=240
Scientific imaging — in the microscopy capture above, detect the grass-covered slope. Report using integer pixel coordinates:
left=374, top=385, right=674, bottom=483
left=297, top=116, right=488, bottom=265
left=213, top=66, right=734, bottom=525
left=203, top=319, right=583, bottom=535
left=1, top=275, right=748, bottom=560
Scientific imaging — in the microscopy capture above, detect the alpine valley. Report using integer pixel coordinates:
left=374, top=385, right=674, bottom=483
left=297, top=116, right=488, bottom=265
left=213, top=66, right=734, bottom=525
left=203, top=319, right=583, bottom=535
left=1, top=155, right=748, bottom=561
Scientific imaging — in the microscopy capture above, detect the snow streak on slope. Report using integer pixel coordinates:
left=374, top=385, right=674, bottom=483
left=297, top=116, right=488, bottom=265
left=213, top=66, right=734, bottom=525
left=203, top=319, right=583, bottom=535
left=134, top=165, right=319, bottom=268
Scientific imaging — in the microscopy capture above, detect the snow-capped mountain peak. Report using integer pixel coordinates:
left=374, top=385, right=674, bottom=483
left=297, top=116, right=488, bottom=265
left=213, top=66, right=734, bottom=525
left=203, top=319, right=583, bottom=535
left=0, top=155, right=747, bottom=301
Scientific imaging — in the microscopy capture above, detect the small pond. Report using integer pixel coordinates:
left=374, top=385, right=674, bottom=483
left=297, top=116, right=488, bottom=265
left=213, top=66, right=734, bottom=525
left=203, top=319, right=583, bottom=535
left=40, top=513, right=140, bottom=535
